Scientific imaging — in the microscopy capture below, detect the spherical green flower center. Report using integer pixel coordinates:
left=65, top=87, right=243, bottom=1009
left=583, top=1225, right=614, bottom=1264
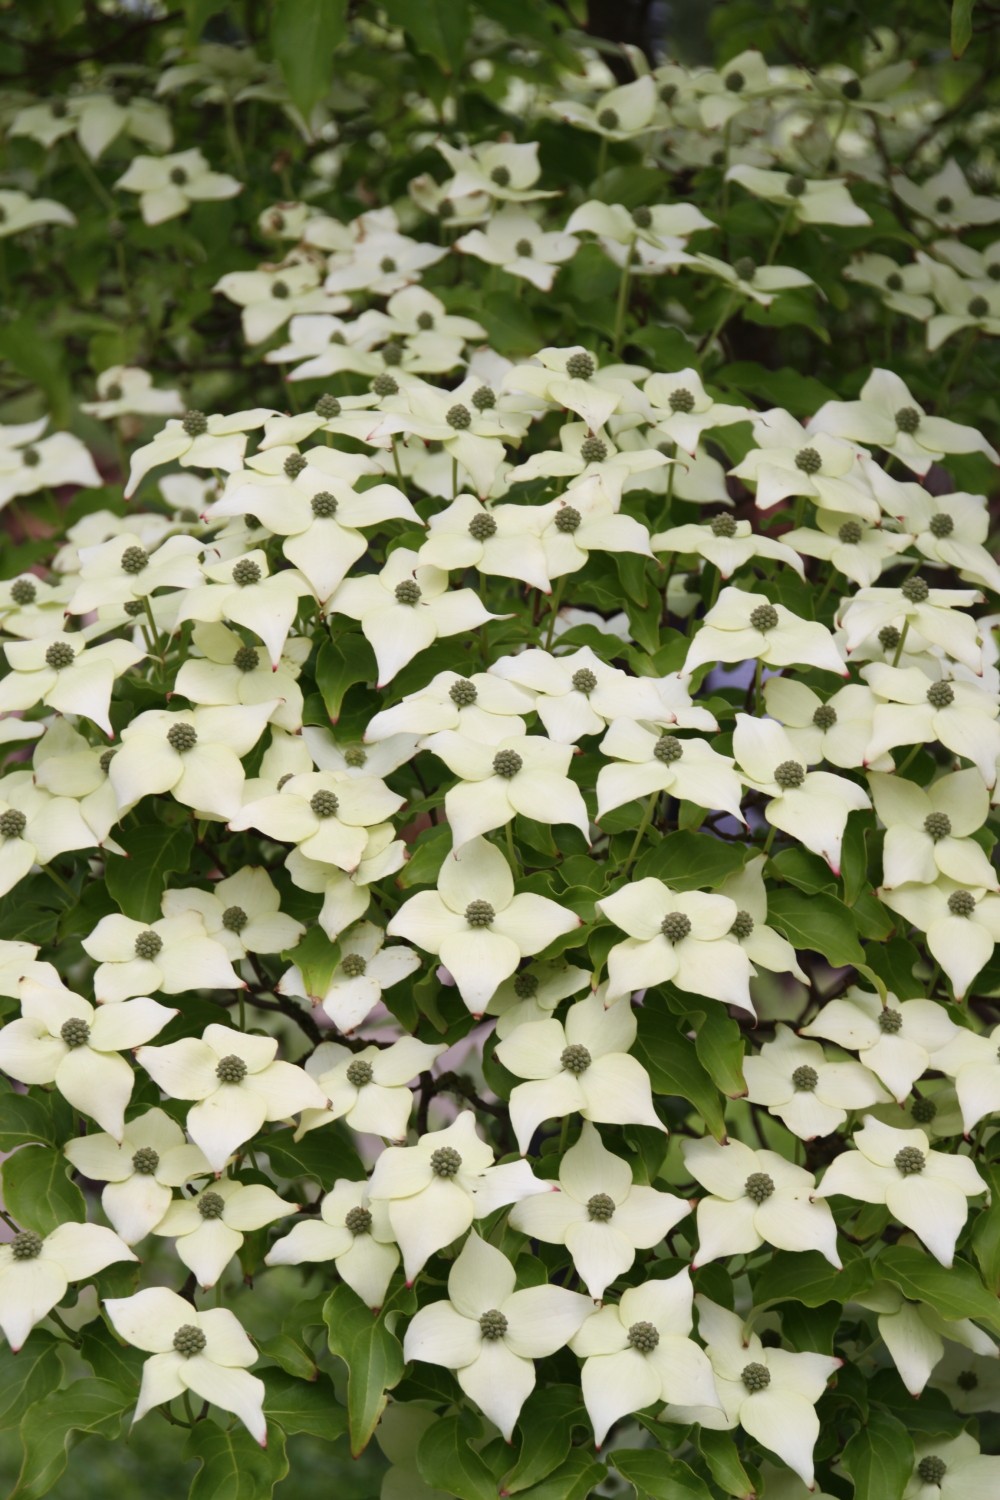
left=492, top=749, right=523, bottom=778
left=774, top=760, right=805, bottom=789
left=221, top=905, right=248, bottom=934
left=45, top=641, right=75, bottom=670
left=167, top=722, right=198, bottom=752
left=449, top=677, right=478, bottom=707
left=561, top=1043, right=592, bottom=1075
left=587, top=1192, right=616, bottom=1222
left=813, top=703, right=838, bottom=729
left=733, top=256, right=756, bottom=282
left=346, top=1206, right=372, bottom=1235
left=10, top=579, right=37, bottom=605
left=182, top=410, right=208, bottom=437
left=11, top=1231, right=43, bottom=1261
left=566, top=353, right=595, bottom=381
left=878, top=1007, right=903, bottom=1033
left=632, top=207, right=652, bottom=229
left=347, top=1059, right=374, bottom=1087
left=661, top=911, right=692, bottom=944
left=173, top=1324, right=206, bottom=1358
left=372, top=373, right=398, bottom=397
left=315, top=394, right=341, bottom=418
left=513, top=972, right=538, bottom=999
left=21, top=445, right=39, bottom=466
left=725, top=69, right=745, bottom=92
left=948, top=890, right=976, bottom=917
left=60, top=1018, right=90, bottom=1048
left=465, top=900, right=495, bottom=928
left=741, top=1361, right=771, bottom=1392
left=394, top=579, right=421, bottom=606
left=379, top=257, right=397, bottom=274
left=99, top=748, right=117, bottom=774
left=216, top=1054, right=248, bottom=1085
left=792, top=1065, right=819, bottom=1092
left=430, top=1146, right=462, bottom=1178
left=134, top=930, right=163, bottom=960
left=170, top=166, right=189, bottom=186
left=911, top=1097, right=937, bottom=1124
left=745, top=1171, right=775, bottom=1203
left=198, top=1191, right=225, bottom=1220
left=895, top=405, right=921, bottom=433
left=968, top=295, right=989, bottom=318
left=749, top=603, right=778, bottom=632
left=660, top=84, right=678, bottom=104
left=490, top=165, right=511, bottom=187
left=311, top=491, right=338, bottom=518
left=838, top=521, right=863, bottom=545
left=121, top=545, right=149, bottom=575
left=597, top=107, right=619, bottom=129
left=233, top=644, right=260, bottom=672
left=310, top=790, right=339, bottom=819
left=926, top=511, right=954, bottom=539
left=957, top=1369, right=978, bottom=1391
left=654, top=735, right=683, bottom=765
left=785, top=174, right=807, bottom=197
left=555, top=505, right=581, bottom=533
left=917, top=1454, right=947, bottom=1486
left=878, top=625, right=901, bottom=651
left=344, top=747, right=367, bottom=768
left=711, top=513, right=737, bottom=537
left=627, top=1320, right=660, bottom=1351
left=580, top=436, right=608, bottom=464
left=842, top=77, right=862, bottom=99
left=901, top=576, right=929, bottom=604
left=923, top=812, right=951, bottom=842
left=730, top=909, right=755, bottom=940
left=894, top=1146, right=926, bottom=1176
left=416, top=311, right=434, bottom=330
left=132, top=1147, right=160, bottom=1175
left=383, top=339, right=404, bottom=365
left=570, top=668, right=597, bottom=696
left=469, top=511, right=497, bottom=541
left=342, top=953, right=367, bottom=978
left=472, top=386, right=496, bottom=411
left=271, top=279, right=290, bottom=299
left=885, top=271, right=903, bottom=291
left=446, top=403, right=472, bottom=430
left=926, top=680, right=954, bottom=710
left=232, top=559, right=262, bottom=587
left=479, top=1308, right=508, bottom=1339
left=795, top=446, right=822, bottom=475
left=0, top=809, right=27, bottom=840
left=124, top=600, right=145, bottom=616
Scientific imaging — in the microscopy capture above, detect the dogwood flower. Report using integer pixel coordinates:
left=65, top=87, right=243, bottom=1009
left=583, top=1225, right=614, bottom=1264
left=323, top=230, right=447, bottom=296
left=744, top=1025, right=889, bottom=1138
left=903, top=1433, right=1000, bottom=1499
left=104, top=1288, right=266, bottom=1445
left=763, top=678, right=891, bottom=770
left=328, top=548, right=497, bottom=687
left=731, top=410, right=877, bottom=521
left=695, top=251, right=815, bottom=307
left=696, top=49, right=792, bottom=127
left=930, top=1345, right=1000, bottom=1414
left=365, top=668, right=532, bottom=746
left=0, top=632, right=144, bottom=737
left=683, top=589, right=848, bottom=677
left=733, top=714, right=871, bottom=873
left=598, top=877, right=755, bottom=1011
left=503, top=347, right=645, bottom=431
left=886, top=484, right=1000, bottom=594
left=388, top=835, right=579, bottom=1014
left=0, top=774, right=103, bottom=898
left=285, top=823, right=406, bottom=941
left=137, top=1022, right=328, bottom=1172
left=0, top=976, right=175, bottom=1139
left=663, top=1297, right=841, bottom=1488
left=302, top=727, right=419, bottom=779
left=264, top=1179, right=399, bottom=1308
left=652, top=513, right=804, bottom=579
left=642, top=370, right=750, bottom=454
left=154, top=1178, right=297, bottom=1287
left=684, top=1135, right=840, bottom=1266
left=173, top=624, right=307, bottom=734
left=428, top=731, right=591, bottom=849
left=0, top=1222, right=135, bottom=1352
left=566, top=201, right=715, bottom=265
left=819, top=1116, right=985, bottom=1265
left=784, top=511, right=913, bottom=586
left=536, top=486, right=655, bottom=577
left=115, top=147, right=241, bottom=225
left=489, top=647, right=670, bottom=743
left=108, top=701, right=277, bottom=820
left=295, top=1036, right=445, bottom=1141
left=125, top=407, right=275, bottom=499
left=455, top=208, right=578, bottom=290
left=279, top=920, right=420, bottom=1030
left=230, top=769, right=403, bottom=874
left=161, top=866, right=306, bottom=962
left=726, top=165, right=872, bottom=226
left=63, top=1108, right=212, bottom=1244
left=932, top=1022, right=1000, bottom=1135
left=869, top=769, right=997, bottom=889
left=81, top=366, right=184, bottom=421
left=717, top=855, right=809, bottom=982
left=843, top=254, right=935, bottom=319
left=435, top=139, right=555, bottom=204
left=862, top=665, right=1000, bottom=787
left=0, top=430, right=101, bottom=507
left=176, top=551, right=314, bottom=668
left=553, top=74, right=660, bottom=140
left=801, top=986, right=960, bottom=1102
left=403, top=1232, right=592, bottom=1440
left=510, top=1122, right=689, bottom=1300
left=368, top=1111, right=550, bottom=1281
left=892, top=159, right=1000, bottom=230
left=808, top=369, right=999, bottom=475
left=838, top=578, right=984, bottom=673
left=485, top=960, right=591, bottom=1037
left=0, top=188, right=75, bottom=238
left=214, top=262, right=338, bottom=343
left=879, top=880, right=1000, bottom=1001
left=417, top=496, right=550, bottom=591
left=82, top=910, right=244, bottom=1003
left=495, top=993, right=664, bottom=1154
left=856, top=1281, right=997, bottom=1397
left=66, top=532, right=205, bottom=617
left=508, top=422, right=668, bottom=510
left=596, top=720, right=745, bottom=824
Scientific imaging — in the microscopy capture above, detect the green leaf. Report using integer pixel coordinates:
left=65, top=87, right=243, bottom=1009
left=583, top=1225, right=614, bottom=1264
left=635, top=830, right=747, bottom=891
left=952, top=0, right=975, bottom=56
left=0, top=1334, right=61, bottom=1433
left=768, top=847, right=836, bottom=895
left=972, top=1162, right=1000, bottom=1293
left=280, top=925, right=339, bottom=998
left=257, top=1333, right=318, bottom=1384
left=693, top=1007, right=746, bottom=1098
left=103, top=823, right=195, bottom=924
left=416, top=1413, right=498, bottom=1500
left=515, top=1448, right=607, bottom=1500
left=766, top=887, right=866, bottom=968
left=382, top=0, right=470, bottom=72
left=698, top=1426, right=755, bottom=1497
left=502, top=1386, right=585, bottom=1493
left=262, top=1370, right=345, bottom=1441
left=635, top=1011, right=725, bottom=1140
left=186, top=1420, right=290, bottom=1500
left=610, top=1448, right=714, bottom=1499
left=262, top=1125, right=363, bottom=1188
left=2, top=1146, right=86, bottom=1235
left=77, top=1320, right=144, bottom=1392
left=842, top=1408, right=914, bottom=1500
left=315, top=634, right=374, bottom=723
left=323, top=1284, right=405, bottom=1455
left=270, top=0, right=347, bottom=120
left=12, top=1378, right=131, bottom=1498
left=752, top=1249, right=873, bottom=1310
left=0, top=1082, right=56, bottom=1151
left=877, top=1246, right=1000, bottom=1336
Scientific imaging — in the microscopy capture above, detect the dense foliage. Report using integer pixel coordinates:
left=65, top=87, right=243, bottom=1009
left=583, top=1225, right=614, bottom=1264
left=1, top=2, right=1000, bottom=1497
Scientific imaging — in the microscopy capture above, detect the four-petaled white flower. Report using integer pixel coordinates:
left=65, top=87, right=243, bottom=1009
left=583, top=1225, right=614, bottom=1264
left=878, top=879, right=1000, bottom=1001
left=903, top=1433, right=1000, bottom=1500
left=63, top=1107, right=212, bottom=1244
left=264, top=1178, right=399, bottom=1309
left=115, top=148, right=241, bottom=225
left=683, top=1135, right=840, bottom=1267
left=161, top=866, right=305, bottom=961
left=800, top=985, right=960, bottom=1103
left=819, top=1116, right=985, bottom=1265
left=809, top=368, right=999, bottom=476
left=230, top=769, right=403, bottom=874
left=869, top=769, right=997, bottom=890
left=403, top=1232, right=592, bottom=1440
left=596, top=720, right=745, bottom=824
left=743, top=1024, right=889, bottom=1139
left=0, top=632, right=145, bottom=738
left=296, top=1035, right=445, bottom=1141
left=683, top=588, right=848, bottom=678
left=280, top=920, right=421, bottom=1031
left=154, top=1177, right=297, bottom=1287
left=82, top=910, right=244, bottom=1003
left=0, top=1222, right=135, bottom=1352
left=104, top=1288, right=267, bottom=1445
left=510, top=1122, right=689, bottom=1300
left=427, top=730, right=591, bottom=849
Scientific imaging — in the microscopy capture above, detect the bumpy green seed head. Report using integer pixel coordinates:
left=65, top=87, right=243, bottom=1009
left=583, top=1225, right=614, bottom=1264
left=901, top=576, right=929, bottom=604
left=895, top=405, right=921, bottom=433
left=446, top=403, right=471, bottom=430
left=0, top=809, right=27, bottom=839
left=627, top=1320, right=660, bottom=1351
left=222, top=905, right=248, bottom=933
left=134, top=930, right=163, bottom=960
left=10, top=579, right=37, bottom=605
left=968, top=296, right=989, bottom=318
left=346, top=1059, right=374, bottom=1087
left=430, top=1146, right=462, bottom=1177
left=198, top=1191, right=225, bottom=1220
left=733, top=256, right=756, bottom=282
left=878, top=1007, right=903, bottom=1034
left=917, top=1455, right=947, bottom=1486
left=750, top=604, right=778, bottom=632
left=283, top=453, right=307, bottom=479
left=271, top=279, right=289, bottom=299
left=465, top=900, right=495, bottom=928
left=469, top=511, right=497, bottom=541
left=741, top=1362, right=771, bottom=1391
left=479, top=1308, right=509, bottom=1339
left=731, top=910, right=755, bottom=940
left=785, top=174, right=807, bottom=197
left=514, top=972, right=539, bottom=999
left=99, top=748, right=117, bottom=774
left=745, top=1171, right=775, bottom=1203
left=121, top=545, right=149, bottom=575
left=885, top=272, right=904, bottom=291
left=957, top=1369, right=978, bottom=1391
left=491, top=166, right=511, bottom=187
left=911, top=1097, right=937, bottom=1124
left=124, top=600, right=145, bottom=616
left=45, top=641, right=75, bottom=670
left=167, top=722, right=197, bottom=752
left=492, top=749, right=523, bottom=778
left=928, top=511, right=954, bottom=538
left=311, top=490, right=338, bottom=518
left=20, top=446, right=39, bottom=468
left=894, top=1146, right=926, bottom=1175
left=580, top=436, right=608, bottom=464
left=60, top=1018, right=90, bottom=1048
left=11, top=1231, right=43, bottom=1261
left=341, top=953, right=367, bottom=978
left=472, top=386, right=496, bottom=411
left=597, top=107, right=619, bottom=129
left=346, top=1206, right=372, bottom=1235
left=661, top=912, right=692, bottom=944
left=372, top=373, right=398, bottom=397
left=725, top=69, right=745, bottom=92
left=232, top=559, right=262, bottom=587
left=795, top=446, right=822, bottom=475
left=561, top=1043, right=592, bottom=1075
left=394, top=579, right=421, bottom=606
left=416, top=311, right=434, bottom=330
left=838, top=521, right=863, bottom=545
left=344, top=746, right=367, bottom=768
left=132, top=1147, right=160, bottom=1175
left=233, top=645, right=260, bottom=672
left=315, top=394, right=341, bottom=418
left=813, top=703, right=838, bottom=729
left=216, top=1054, right=248, bottom=1085
left=182, top=410, right=208, bottom=437
left=449, top=677, right=477, bottom=708
left=310, top=790, right=339, bottom=819
left=173, top=1324, right=206, bottom=1357
left=842, top=77, right=862, bottom=99
left=379, top=257, right=397, bottom=274
left=927, top=681, right=954, bottom=709
left=792, top=1065, right=819, bottom=1091
left=923, top=811, right=951, bottom=842
left=667, top=387, right=696, bottom=414
left=555, top=506, right=581, bottom=533
left=878, top=625, right=901, bottom=651
left=654, top=735, right=683, bottom=764
left=566, top=353, right=595, bottom=381
left=170, top=166, right=188, bottom=186
left=948, top=890, right=976, bottom=917
left=587, top=1192, right=616, bottom=1222
left=711, top=513, right=737, bottom=537
left=774, top=760, right=805, bottom=789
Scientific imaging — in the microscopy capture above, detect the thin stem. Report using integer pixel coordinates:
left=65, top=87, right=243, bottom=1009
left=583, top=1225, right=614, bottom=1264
left=596, top=135, right=608, bottom=183
left=47, top=1308, right=81, bottom=1347
left=891, top=620, right=910, bottom=668
left=761, top=823, right=776, bottom=858
left=941, top=326, right=977, bottom=398
left=71, top=138, right=117, bottom=211
left=504, top=817, right=518, bottom=870
left=754, top=656, right=764, bottom=715
left=895, top=741, right=922, bottom=776
left=391, top=437, right=406, bottom=489
left=765, top=205, right=793, bottom=265
left=699, top=291, right=736, bottom=356
left=451, top=455, right=459, bottom=500
left=543, top=576, right=565, bottom=650
left=622, top=791, right=658, bottom=877
left=0, top=1207, right=19, bottom=1233
left=223, top=92, right=247, bottom=176
left=612, top=242, right=634, bottom=358
left=42, top=863, right=74, bottom=898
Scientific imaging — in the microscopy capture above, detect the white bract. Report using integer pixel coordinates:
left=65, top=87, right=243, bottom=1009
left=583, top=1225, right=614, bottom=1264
left=683, top=589, right=848, bottom=677
left=428, top=730, right=590, bottom=849
left=82, top=910, right=244, bottom=1003
left=743, top=1024, right=889, bottom=1138
left=296, top=1035, right=445, bottom=1140
left=878, top=880, right=1000, bottom=1001
left=0, top=1223, right=135, bottom=1352
left=115, top=148, right=241, bottom=224
left=154, top=1178, right=296, bottom=1287
left=63, top=1108, right=212, bottom=1244
left=868, top=769, right=997, bottom=889
left=264, top=1179, right=399, bottom=1309
left=596, top=720, right=745, bottom=824
left=800, top=986, right=960, bottom=1102
left=280, top=921, right=420, bottom=1031
left=682, top=1135, right=840, bottom=1266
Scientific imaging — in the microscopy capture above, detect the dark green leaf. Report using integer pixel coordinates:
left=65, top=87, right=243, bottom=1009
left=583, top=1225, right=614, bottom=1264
left=0, top=1082, right=56, bottom=1151
left=2, top=1146, right=86, bottom=1235
left=262, top=1369, right=345, bottom=1441
left=698, top=1425, right=755, bottom=1497
left=315, top=634, right=374, bottom=723
left=515, top=1448, right=607, bottom=1500
left=635, top=831, right=747, bottom=891
left=693, top=1007, right=746, bottom=1098
left=635, top=1011, right=725, bottom=1140
left=952, top=0, right=976, bottom=56
left=502, top=1385, right=585, bottom=1493
left=186, top=1420, right=290, bottom=1500
left=279, top=925, right=339, bottom=998
left=0, top=1333, right=61, bottom=1433
left=323, top=1284, right=405, bottom=1455
left=842, top=1408, right=913, bottom=1500
left=12, top=1378, right=131, bottom=1498
left=262, top=1125, right=364, bottom=1188
left=382, top=0, right=470, bottom=71
left=752, top=1249, right=872, bottom=1309
left=878, top=1246, right=1000, bottom=1335
left=611, top=1448, right=714, bottom=1498
left=416, top=1413, right=498, bottom=1500
left=103, top=823, right=195, bottom=924
left=767, top=888, right=865, bottom=968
